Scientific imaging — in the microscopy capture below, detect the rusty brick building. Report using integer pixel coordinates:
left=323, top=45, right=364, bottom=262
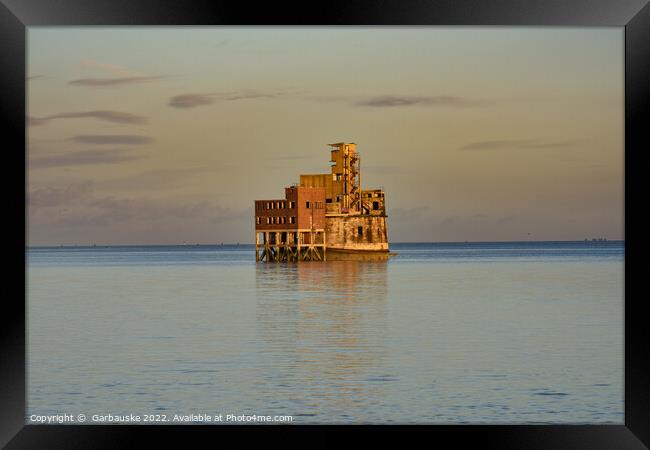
left=255, top=142, right=389, bottom=261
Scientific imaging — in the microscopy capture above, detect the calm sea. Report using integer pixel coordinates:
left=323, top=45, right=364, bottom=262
left=26, top=241, right=624, bottom=424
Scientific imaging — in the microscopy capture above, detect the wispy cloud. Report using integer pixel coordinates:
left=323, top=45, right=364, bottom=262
left=85, top=196, right=218, bottom=223
left=70, top=135, right=154, bottom=145
left=82, top=196, right=248, bottom=225
left=460, top=139, right=579, bottom=151
left=98, top=167, right=216, bottom=190
left=309, top=94, right=492, bottom=108
left=168, top=93, right=215, bottom=109
left=168, top=91, right=480, bottom=109
left=28, top=110, right=147, bottom=126
left=69, top=60, right=165, bottom=87
left=31, top=192, right=247, bottom=231
left=355, top=95, right=491, bottom=108
left=69, top=76, right=165, bottom=87
left=168, top=90, right=289, bottom=108
left=27, top=181, right=93, bottom=207
left=80, top=59, right=141, bottom=77
left=29, top=149, right=145, bottom=169
left=28, top=116, right=48, bottom=126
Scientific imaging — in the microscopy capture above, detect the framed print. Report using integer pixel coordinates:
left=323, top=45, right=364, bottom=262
left=2, top=0, right=649, bottom=448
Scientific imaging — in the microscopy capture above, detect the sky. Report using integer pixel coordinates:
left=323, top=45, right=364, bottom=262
left=27, top=27, right=624, bottom=245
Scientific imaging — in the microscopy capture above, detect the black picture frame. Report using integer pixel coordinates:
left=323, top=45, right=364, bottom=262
left=2, top=0, right=648, bottom=448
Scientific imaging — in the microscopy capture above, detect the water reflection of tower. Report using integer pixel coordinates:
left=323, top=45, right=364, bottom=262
left=255, top=261, right=388, bottom=421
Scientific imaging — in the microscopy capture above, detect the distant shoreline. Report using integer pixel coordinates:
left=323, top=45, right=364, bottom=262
left=26, top=240, right=625, bottom=250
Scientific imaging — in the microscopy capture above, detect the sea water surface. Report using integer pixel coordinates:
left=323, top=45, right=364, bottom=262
left=27, top=241, right=624, bottom=424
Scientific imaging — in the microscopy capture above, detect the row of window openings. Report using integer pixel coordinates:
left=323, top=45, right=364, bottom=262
left=257, top=201, right=325, bottom=210
left=259, top=198, right=380, bottom=208
left=324, top=198, right=381, bottom=210
left=257, top=216, right=296, bottom=225
left=258, top=201, right=294, bottom=210
left=326, top=196, right=382, bottom=208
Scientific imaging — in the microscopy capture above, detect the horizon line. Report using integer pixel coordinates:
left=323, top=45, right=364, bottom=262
left=26, top=238, right=624, bottom=249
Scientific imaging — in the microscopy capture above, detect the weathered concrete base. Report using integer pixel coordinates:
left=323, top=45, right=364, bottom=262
left=325, top=248, right=392, bottom=261
left=325, top=214, right=389, bottom=252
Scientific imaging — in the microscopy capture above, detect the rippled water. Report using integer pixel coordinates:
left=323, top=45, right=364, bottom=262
left=27, top=241, right=624, bottom=424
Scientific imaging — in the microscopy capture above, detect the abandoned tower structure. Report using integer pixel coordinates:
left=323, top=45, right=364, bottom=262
left=254, top=142, right=389, bottom=261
